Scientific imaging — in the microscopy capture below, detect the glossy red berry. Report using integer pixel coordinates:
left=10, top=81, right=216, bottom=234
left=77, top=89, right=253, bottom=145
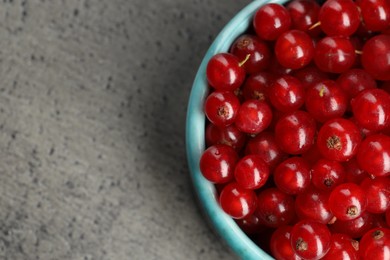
left=360, top=177, right=390, bottom=214
left=328, top=183, right=368, bottom=221
left=311, top=158, right=346, bottom=191
left=219, top=182, right=257, bottom=219
left=275, top=30, right=314, bottom=69
left=362, top=34, right=390, bottom=81
left=351, top=89, right=390, bottom=131
left=343, top=158, right=370, bottom=184
left=314, top=36, right=356, bottom=73
left=244, top=131, right=287, bottom=170
left=318, top=0, right=360, bottom=37
left=204, top=91, right=240, bottom=127
left=241, top=71, right=275, bottom=102
left=234, top=154, right=270, bottom=190
left=199, top=144, right=238, bottom=183
left=235, top=99, right=273, bottom=134
left=255, top=188, right=295, bottom=228
left=253, top=3, right=292, bottom=41
left=205, top=123, right=247, bottom=152
left=274, top=157, right=311, bottom=195
left=275, top=110, right=316, bottom=154
left=358, top=0, right=390, bottom=32
left=317, top=118, right=361, bottom=162
left=305, top=80, right=348, bottom=123
left=321, top=233, right=359, bottom=260
left=206, top=53, right=246, bottom=91
left=230, top=34, right=271, bottom=74
left=295, top=186, right=334, bottom=224
left=359, top=227, right=390, bottom=259
left=336, top=68, right=377, bottom=101
left=268, top=75, right=305, bottom=112
left=330, top=211, right=376, bottom=238
left=270, top=226, right=301, bottom=260
left=287, top=0, right=321, bottom=36
left=357, top=134, right=390, bottom=177
left=290, top=219, right=332, bottom=259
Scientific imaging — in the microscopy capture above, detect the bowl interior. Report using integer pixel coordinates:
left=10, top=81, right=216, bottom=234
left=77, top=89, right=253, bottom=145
left=186, top=0, right=288, bottom=259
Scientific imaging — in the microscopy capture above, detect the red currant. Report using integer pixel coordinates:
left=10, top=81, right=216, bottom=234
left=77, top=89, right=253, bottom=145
left=234, top=154, right=270, bottom=190
left=255, top=188, right=295, bottom=228
left=305, top=80, right=348, bottom=123
left=268, top=75, right=305, bottom=112
left=311, top=158, right=346, bottom=191
left=317, top=118, right=361, bottom=162
left=204, top=91, right=240, bottom=127
left=357, top=134, right=390, bottom=177
left=206, top=53, right=246, bottom=91
left=290, top=219, right=332, bottom=259
left=205, top=123, right=247, bottom=152
left=230, top=34, right=271, bottom=74
left=357, top=0, right=390, bottom=32
left=275, top=30, right=314, bottom=69
left=219, top=182, right=257, bottom=219
left=328, top=182, right=368, bottom=221
left=361, top=34, right=390, bottom=81
left=235, top=99, right=273, bottom=135
left=274, top=157, right=311, bottom=195
left=199, top=144, right=238, bottom=183
left=270, top=226, right=301, bottom=260
left=318, top=0, right=360, bottom=37
left=360, top=177, right=390, bottom=214
left=359, top=227, right=390, bottom=259
left=287, top=0, right=321, bottom=36
left=253, top=3, right=291, bottom=41
left=241, top=71, right=275, bottom=102
left=321, top=233, right=359, bottom=260
left=275, top=110, right=316, bottom=154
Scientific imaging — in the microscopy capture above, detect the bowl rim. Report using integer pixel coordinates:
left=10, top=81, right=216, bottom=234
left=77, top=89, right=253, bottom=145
left=185, top=0, right=288, bottom=259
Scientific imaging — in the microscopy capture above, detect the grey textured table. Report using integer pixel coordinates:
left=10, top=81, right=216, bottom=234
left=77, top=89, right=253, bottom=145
left=0, top=0, right=250, bottom=259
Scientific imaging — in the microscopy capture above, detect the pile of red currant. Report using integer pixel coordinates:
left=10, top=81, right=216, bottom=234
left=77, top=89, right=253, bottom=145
left=199, top=0, right=390, bottom=259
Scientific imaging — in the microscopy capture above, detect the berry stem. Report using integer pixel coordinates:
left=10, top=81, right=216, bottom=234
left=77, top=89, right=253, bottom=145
left=239, top=54, right=251, bottom=67
left=309, top=21, right=321, bottom=30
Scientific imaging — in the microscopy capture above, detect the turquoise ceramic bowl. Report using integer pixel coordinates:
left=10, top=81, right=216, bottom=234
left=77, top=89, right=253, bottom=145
left=186, top=0, right=288, bottom=259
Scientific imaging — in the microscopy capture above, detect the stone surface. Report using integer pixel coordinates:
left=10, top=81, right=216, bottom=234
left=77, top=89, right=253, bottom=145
left=0, top=0, right=250, bottom=259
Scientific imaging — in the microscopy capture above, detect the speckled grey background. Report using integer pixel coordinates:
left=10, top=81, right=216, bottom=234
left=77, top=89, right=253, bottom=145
left=0, top=0, right=251, bottom=259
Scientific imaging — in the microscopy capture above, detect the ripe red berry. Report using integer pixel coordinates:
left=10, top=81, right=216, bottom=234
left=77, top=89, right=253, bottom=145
left=275, top=110, right=316, bottom=154
left=199, top=144, right=238, bottom=183
left=360, top=177, right=390, bottom=214
left=328, top=182, right=368, bottom=221
left=290, top=220, right=332, bottom=259
left=287, top=0, right=321, bottom=36
left=336, top=68, right=377, bottom=100
left=295, top=186, right=334, bottom=224
left=321, top=233, right=359, bottom=260
left=205, top=123, right=247, bottom=152
left=275, top=30, right=314, bottom=69
left=357, top=0, right=390, bottom=32
left=330, top=211, right=376, bottom=239
left=235, top=99, right=273, bottom=134
left=255, top=188, right=295, bottom=228
left=270, top=226, right=301, bottom=260
left=274, top=157, right=311, bottom=195
left=234, top=154, right=270, bottom=190
left=244, top=131, right=287, bottom=170
left=230, top=34, right=271, bottom=74
left=359, top=227, right=390, bottom=259
left=318, top=0, right=360, bottom=37
left=311, top=158, right=346, bottom=191
left=268, top=75, right=305, bottom=112
left=253, top=3, right=291, bottom=41
left=357, top=134, right=390, bottom=177
left=305, top=80, right=348, bottom=123
left=317, top=118, right=361, bottom=162
left=219, top=182, right=257, bottom=219
left=314, top=36, right=356, bottom=73
left=241, top=71, right=275, bottom=102
left=206, top=53, right=246, bottom=91
left=204, top=91, right=240, bottom=127
left=351, top=89, right=390, bottom=131
left=362, top=34, right=390, bottom=81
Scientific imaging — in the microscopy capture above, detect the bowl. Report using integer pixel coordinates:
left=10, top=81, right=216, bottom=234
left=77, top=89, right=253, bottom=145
left=186, top=0, right=289, bottom=259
